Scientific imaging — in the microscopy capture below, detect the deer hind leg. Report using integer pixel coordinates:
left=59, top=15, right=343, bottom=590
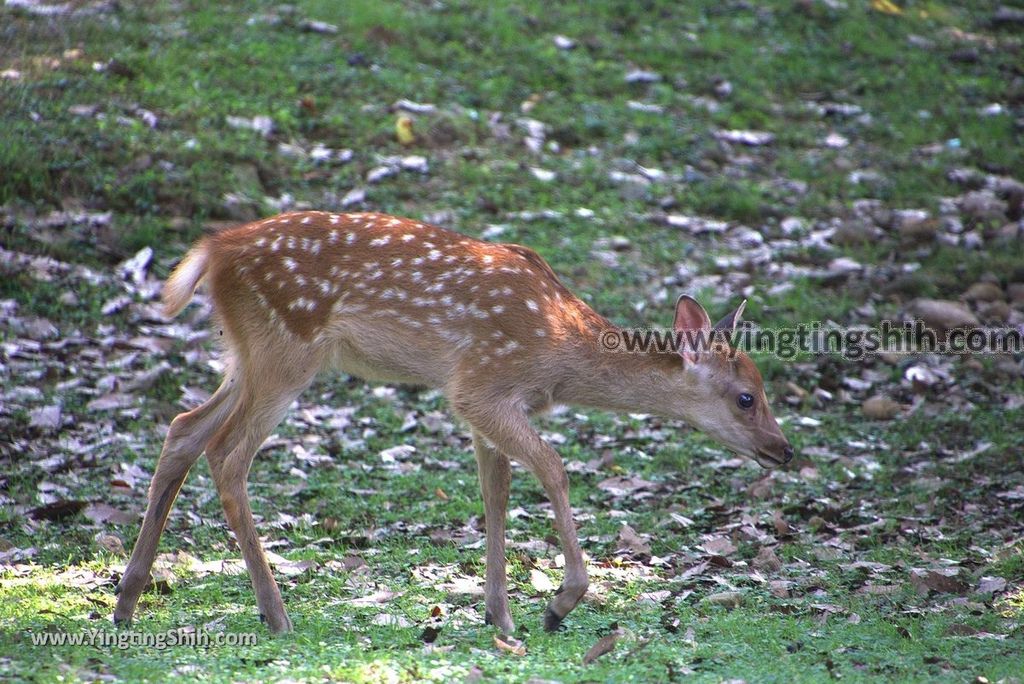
left=458, top=402, right=588, bottom=632
left=472, top=430, right=514, bottom=635
left=114, top=371, right=242, bottom=626
left=203, top=360, right=318, bottom=634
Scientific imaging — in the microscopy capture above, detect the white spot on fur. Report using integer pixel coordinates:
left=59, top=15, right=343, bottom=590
left=301, top=216, right=312, bottom=225
left=482, top=254, right=493, bottom=264
left=255, top=237, right=267, bottom=247
left=526, top=299, right=539, bottom=312
left=398, top=315, right=424, bottom=329
left=535, top=329, right=546, bottom=337
left=288, top=296, right=317, bottom=311
left=370, top=235, right=391, bottom=247
left=495, top=340, right=520, bottom=356
left=402, top=233, right=416, bottom=242
left=346, top=232, right=356, bottom=244
left=492, top=305, right=505, bottom=314
left=283, top=257, right=298, bottom=271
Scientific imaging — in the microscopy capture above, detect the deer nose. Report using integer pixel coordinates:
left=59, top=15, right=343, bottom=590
left=782, top=445, right=794, bottom=464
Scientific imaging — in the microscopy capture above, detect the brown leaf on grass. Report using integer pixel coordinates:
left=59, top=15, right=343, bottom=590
left=773, top=510, right=793, bottom=536
left=752, top=546, right=783, bottom=573
left=700, top=536, right=737, bottom=556
left=340, top=555, right=369, bottom=573
left=493, top=634, right=526, bottom=656
left=597, top=475, right=657, bottom=496
left=909, top=568, right=969, bottom=595
left=28, top=499, right=87, bottom=521
left=83, top=502, right=136, bottom=526
left=704, top=591, right=742, bottom=609
left=420, top=623, right=441, bottom=643
left=747, top=475, right=773, bottom=499
left=617, top=524, right=651, bottom=557
left=677, top=561, right=709, bottom=581
left=94, top=533, right=126, bottom=556
left=582, top=628, right=623, bottom=665
left=862, top=395, right=902, bottom=420
left=110, top=463, right=151, bottom=490
left=264, top=551, right=317, bottom=577
left=346, top=589, right=402, bottom=606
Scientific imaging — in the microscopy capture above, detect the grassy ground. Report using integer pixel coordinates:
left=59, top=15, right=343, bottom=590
left=1, top=0, right=1023, bottom=682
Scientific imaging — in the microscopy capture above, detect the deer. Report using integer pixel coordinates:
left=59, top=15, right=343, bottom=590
left=113, top=211, right=793, bottom=635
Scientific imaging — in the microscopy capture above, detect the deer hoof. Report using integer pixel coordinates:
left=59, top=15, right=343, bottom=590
left=543, top=606, right=565, bottom=632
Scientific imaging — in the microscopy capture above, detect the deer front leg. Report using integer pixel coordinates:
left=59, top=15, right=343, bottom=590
left=472, top=430, right=514, bottom=634
left=461, top=405, right=588, bottom=632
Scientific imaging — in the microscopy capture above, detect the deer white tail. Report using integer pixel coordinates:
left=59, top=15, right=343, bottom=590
left=162, top=241, right=209, bottom=318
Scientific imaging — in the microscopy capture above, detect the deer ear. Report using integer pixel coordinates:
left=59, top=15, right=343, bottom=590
left=712, top=299, right=747, bottom=335
left=673, top=294, right=711, bottom=333
left=673, top=295, right=712, bottom=365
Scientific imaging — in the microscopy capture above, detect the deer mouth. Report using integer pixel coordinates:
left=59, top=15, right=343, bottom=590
left=753, top=449, right=785, bottom=469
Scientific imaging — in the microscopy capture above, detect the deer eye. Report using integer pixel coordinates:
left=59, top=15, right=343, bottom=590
left=737, top=393, right=754, bottom=410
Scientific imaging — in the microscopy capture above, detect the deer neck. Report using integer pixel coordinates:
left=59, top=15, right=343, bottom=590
left=551, top=311, right=687, bottom=416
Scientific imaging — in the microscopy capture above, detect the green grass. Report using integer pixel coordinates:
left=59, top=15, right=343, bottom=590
left=2, top=0, right=1023, bottom=682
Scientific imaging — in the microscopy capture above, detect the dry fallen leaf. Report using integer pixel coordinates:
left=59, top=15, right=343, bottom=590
left=752, top=546, right=782, bottom=573
left=871, top=0, right=903, bottom=15
left=84, top=502, right=136, bottom=526
left=582, top=628, right=623, bottom=665
left=700, top=536, right=737, bottom=557
left=862, top=395, right=902, bottom=420
left=530, top=568, right=556, bottom=593
left=28, top=499, right=87, bottom=521
left=909, top=568, right=969, bottom=595
left=704, top=591, right=743, bottom=609
left=617, top=524, right=652, bottom=557
left=493, top=634, right=526, bottom=656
